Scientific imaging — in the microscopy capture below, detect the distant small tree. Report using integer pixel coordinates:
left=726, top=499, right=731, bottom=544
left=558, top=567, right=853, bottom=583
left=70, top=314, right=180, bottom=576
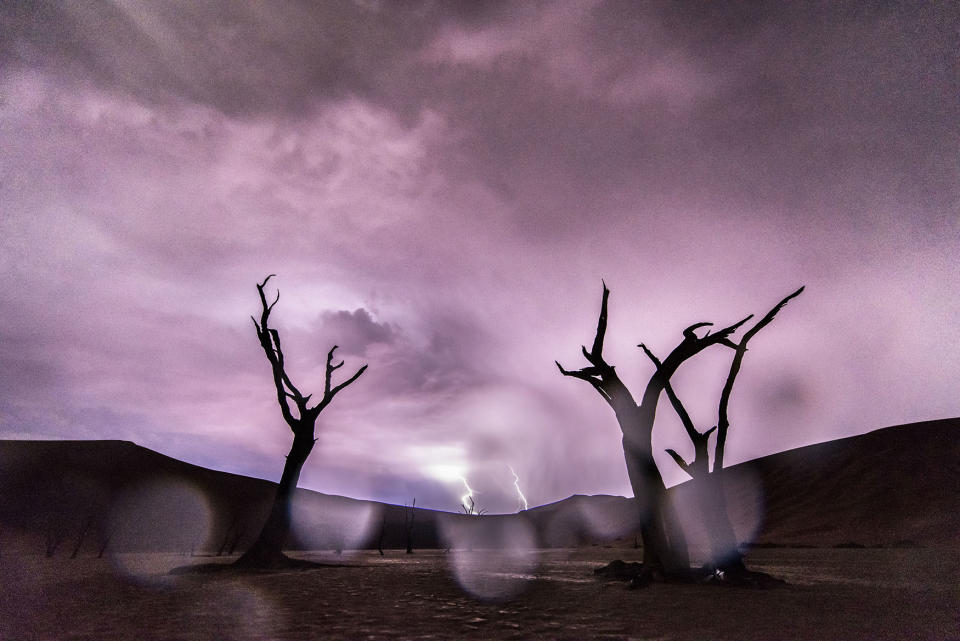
left=70, top=514, right=95, bottom=559
left=44, top=517, right=67, bottom=558
left=376, top=512, right=387, bottom=556
left=460, top=496, right=486, bottom=516
left=236, top=275, right=367, bottom=568
left=459, top=496, right=485, bottom=551
left=404, top=499, right=416, bottom=554
left=97, top=531, right=112, bottom=558
left=217, top=511, right=246, bottom=557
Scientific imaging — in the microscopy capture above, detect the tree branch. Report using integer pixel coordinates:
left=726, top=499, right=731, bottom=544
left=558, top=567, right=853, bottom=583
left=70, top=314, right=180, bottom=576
left=665, top=449, right=691, bottom=474
left=639, top=344, right=698, bottom=443
left=639, top=313, right=753, bottom=417
left=328, top=364, right=368, bottom=399
left=253, top=276, right=297, bottom=428
left=556, top=281, right=637, bottom=411
left=641, top=343, right=714, bottom=476
left=715, top=286, right=804, bottom=469
left=588, top=280, right=609, bottom=364
left=309, top=345, right=367, bottom=415
left=252, top=275, right=369, bottom=431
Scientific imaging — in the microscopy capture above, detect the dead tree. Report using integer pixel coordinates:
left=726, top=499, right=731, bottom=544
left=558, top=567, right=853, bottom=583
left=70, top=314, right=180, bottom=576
left=217, top=511, right=243, bottom=557
left=458, top=496, right=487, bottom=552
left=235, top=275, right=367, bottom=568
left=377, top=513, right=387, bottom=556
left=557, top=282, right=751, bottom=581
left=403, top=499, right=416, bottom=554
left=645, top=287, right=803, bottom=574
left=97, top=531, right=112, bottom=558
left=70, top=514, right=95, bottom=559
left=460, top=496, right=486, bottom=516
left=44, top=518, right=67, bottom=558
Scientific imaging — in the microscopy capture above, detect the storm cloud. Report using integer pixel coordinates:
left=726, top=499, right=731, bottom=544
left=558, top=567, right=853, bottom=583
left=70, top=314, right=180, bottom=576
left=1, top=1, right=957, bottom=512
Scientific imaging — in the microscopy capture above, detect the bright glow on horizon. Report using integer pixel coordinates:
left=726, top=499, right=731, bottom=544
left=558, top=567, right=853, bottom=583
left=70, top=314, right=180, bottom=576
left=423, top=462, right=465, bottom=482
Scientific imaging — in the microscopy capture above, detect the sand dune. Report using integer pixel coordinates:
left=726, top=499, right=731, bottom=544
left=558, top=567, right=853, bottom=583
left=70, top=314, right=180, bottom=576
left=1, top=418, right=957, bottom=557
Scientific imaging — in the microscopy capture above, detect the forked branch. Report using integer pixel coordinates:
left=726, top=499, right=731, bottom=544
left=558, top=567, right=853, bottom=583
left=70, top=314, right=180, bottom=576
left=315, top=345, right=367, bottom=414
left=638, top=312, right=753, bottom=416
left=640, top=343, right=714, bottom=477
left=252, top=275, right=367, bottom=430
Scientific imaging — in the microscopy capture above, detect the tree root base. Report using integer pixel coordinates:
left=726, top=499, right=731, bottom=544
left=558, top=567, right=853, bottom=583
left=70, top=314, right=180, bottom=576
left=594, top=559, right=785, bottom=589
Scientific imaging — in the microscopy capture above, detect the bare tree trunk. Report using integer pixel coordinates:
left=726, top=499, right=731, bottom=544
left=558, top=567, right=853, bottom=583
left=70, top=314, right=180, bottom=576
left=236, top=433, right=314, bottom=567
left=622, top=427, right=689, bottom=575
left=227, top=521, right=246, bottom=556
left=404, top=499, right=416, bottom=554
left=217, top=512, right=239, bottom=556
left=377, top=513, right=386, bottom=556
left=693, top=473, right=744, bottom=569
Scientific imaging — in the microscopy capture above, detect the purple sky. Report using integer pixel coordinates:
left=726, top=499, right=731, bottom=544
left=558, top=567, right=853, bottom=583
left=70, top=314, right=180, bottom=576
left=1, top=2, right=957, bottom=513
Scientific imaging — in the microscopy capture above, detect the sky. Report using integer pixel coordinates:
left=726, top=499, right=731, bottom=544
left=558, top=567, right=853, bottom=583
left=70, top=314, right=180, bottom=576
left=1, top=1, right=957, bottom=514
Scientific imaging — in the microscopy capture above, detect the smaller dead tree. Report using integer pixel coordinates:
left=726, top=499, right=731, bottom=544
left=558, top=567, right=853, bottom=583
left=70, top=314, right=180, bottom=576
left=377, top=513, right=387, bottom=556
left=643, top=287, right=803, bottom=576
left=559, top=282, right=802, bottom=586
left=459, top=496, right=485, bottom=551
left=70, top=514, right=95, bottom=559
left=44, top=518, right=67, bottom=558
left=460, top=496, right=486, bottom=517
left=404, top=499, right=416, bottom=554
left=217, top=511, right=245, bottom=557
left=235, top=275, right=367, bottom=568
left=97, top=531, right=112, bottom=559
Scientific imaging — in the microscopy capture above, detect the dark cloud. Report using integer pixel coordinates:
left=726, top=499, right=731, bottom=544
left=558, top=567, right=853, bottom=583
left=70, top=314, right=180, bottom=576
left=318, top=308, right=399, bottom=356
left=0, top=1, right=473, bottom=117
left=0, top=1, right=956, bottom=511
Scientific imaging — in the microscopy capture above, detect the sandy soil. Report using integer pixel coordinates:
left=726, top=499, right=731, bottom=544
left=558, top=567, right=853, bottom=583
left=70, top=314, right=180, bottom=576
left=2, top=547, right=956, bottom=640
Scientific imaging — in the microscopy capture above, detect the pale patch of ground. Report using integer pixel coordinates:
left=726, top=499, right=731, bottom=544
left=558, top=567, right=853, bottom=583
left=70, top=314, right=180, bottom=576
left=2, top=548, right=956, bottom=640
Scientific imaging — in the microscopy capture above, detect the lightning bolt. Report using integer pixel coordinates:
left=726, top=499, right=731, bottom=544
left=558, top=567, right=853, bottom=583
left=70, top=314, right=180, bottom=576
left=457, top=476, right=475, bottom=512
left=509, top=465, right=529, bottom=512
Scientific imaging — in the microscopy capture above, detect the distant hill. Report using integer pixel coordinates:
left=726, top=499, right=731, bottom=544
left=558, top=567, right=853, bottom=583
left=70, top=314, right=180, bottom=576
left=1, top=418, right=957, bottom=557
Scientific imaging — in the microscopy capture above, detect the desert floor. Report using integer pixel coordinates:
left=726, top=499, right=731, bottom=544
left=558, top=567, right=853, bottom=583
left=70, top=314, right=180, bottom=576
left=2, top=547, right=956, bottom=640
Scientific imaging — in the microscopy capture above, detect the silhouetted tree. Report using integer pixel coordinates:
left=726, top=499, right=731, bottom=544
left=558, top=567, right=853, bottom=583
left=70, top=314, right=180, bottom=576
left=70, top=514, right=95, bottom=559
left=460, top=496, right=486, bottom=516
left=97, top=531, right=111, bottom=558
left=558, top=282, right=800, bottom=584
left=236, top=275, right=367, bottom=568
left=648, top=287, right=804, bottom=574
left=404, top=499, right=416, bottom=554
left=377, top=512, right=387, bottom=556
left=217, top=511, right=246, bottom=557
left=459, top=496, right=486, bottom=551
left=44, top=516, right=67, bottom=558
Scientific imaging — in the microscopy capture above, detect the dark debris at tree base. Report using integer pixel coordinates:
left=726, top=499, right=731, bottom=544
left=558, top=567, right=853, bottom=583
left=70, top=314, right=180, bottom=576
left=594, top=559, right=786, bottom=590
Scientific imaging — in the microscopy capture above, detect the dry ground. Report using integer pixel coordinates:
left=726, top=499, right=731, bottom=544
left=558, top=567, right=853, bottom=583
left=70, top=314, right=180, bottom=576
left=2, top=547, right=956, bottom=640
